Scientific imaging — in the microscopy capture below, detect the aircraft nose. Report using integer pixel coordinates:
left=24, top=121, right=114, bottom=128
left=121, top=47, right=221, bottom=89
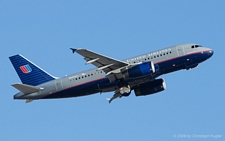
left=208, top=49, right=214, bottom=58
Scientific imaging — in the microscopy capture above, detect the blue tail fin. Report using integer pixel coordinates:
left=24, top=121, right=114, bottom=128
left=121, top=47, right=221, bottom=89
left=9, top=54, right=56, bottom=86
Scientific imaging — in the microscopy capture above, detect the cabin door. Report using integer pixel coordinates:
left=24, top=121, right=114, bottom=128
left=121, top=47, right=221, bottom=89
left=177, top=45, right=185, bottom=56
left=55, top=79, right=63, bottom=91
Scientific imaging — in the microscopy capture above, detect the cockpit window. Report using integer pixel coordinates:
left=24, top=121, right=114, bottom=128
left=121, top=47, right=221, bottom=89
left=192, top=45, right=202, bottom=48
left=195, top=45, right=202, bottom=47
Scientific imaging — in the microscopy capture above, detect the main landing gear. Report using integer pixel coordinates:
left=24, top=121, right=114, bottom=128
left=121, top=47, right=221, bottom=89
left=107, top=80, right=131, bottom=103
left=118, top=81, right=131, bottom=96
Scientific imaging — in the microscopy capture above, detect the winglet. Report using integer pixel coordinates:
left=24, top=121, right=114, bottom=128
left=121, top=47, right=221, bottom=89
left=70, top=48, right=77, bottom=53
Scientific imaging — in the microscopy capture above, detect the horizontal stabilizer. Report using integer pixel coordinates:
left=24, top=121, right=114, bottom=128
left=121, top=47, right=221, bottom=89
left=12, top=83, right=43, bottom=94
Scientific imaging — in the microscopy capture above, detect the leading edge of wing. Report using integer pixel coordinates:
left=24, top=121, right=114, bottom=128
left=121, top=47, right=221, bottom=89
left=70, top=48, right=129, bottom=73
left=73, top=48, right=129, bottom=65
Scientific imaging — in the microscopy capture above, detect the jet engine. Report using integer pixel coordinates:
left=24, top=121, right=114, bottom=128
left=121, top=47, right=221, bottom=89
left=122, top=61, right=159, bottom=78
left=134, top=78, right=166, bottom=96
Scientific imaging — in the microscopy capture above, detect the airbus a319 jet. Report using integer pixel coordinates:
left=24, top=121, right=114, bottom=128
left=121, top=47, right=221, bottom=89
left=9, top=44, right=213, bottom=103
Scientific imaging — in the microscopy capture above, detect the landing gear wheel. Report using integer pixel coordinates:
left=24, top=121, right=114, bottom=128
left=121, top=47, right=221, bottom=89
left=118, top=80, right=131, bottom=96
left=119, top=85, right=131, bottom=94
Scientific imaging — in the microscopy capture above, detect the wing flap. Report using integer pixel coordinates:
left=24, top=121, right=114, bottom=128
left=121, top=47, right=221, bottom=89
left=12, top=83, right=43, bottom=94
left=73, top=48, right=129, bottom=73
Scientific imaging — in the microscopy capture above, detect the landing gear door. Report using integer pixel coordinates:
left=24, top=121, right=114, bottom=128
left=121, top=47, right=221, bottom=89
left=55, top=79, right=63, bottom=91
left=177, top=45, right=185, bottom=56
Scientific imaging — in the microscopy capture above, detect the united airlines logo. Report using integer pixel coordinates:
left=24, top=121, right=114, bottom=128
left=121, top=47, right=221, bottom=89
left=20, top=64, right=32, bottom=73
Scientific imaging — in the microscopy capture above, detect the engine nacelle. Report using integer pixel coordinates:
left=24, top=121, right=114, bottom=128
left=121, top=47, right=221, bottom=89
left=134, top=78, right=166, bottom=96
left=123, top=61, right=159, bottom=78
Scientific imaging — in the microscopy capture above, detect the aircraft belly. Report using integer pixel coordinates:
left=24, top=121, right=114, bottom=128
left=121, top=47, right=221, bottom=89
left=159, top=55, right=188, bottom=74
left=42, top=80, right=101, bottom=99
left=99, top=75, right=157, bottom=93
left=14, top=92, right=40, bottom=99
left=98, top=79, right=119, bottom=92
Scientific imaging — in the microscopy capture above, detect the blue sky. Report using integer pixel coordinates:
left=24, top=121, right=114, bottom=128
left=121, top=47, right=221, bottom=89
left=1, top=0, right=224, bottom=140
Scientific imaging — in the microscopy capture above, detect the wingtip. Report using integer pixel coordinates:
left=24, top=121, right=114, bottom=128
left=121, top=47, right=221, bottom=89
left=70, top=48, right=77, bottom=53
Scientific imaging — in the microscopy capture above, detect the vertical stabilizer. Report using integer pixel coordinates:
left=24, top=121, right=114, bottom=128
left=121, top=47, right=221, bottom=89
left=9, top=54, right=56, bottom=86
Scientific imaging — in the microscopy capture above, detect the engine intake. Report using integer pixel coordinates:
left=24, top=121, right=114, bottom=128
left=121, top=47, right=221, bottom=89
left=134, top=78, right=166, bottom=96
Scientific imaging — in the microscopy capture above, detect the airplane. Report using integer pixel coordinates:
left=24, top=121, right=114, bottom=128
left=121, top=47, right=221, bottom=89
left=9, top=43, right=213, bottom=103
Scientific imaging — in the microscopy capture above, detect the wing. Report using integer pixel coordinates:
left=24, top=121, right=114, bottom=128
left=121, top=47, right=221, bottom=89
left=71, top=48, right=129, bottom=73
